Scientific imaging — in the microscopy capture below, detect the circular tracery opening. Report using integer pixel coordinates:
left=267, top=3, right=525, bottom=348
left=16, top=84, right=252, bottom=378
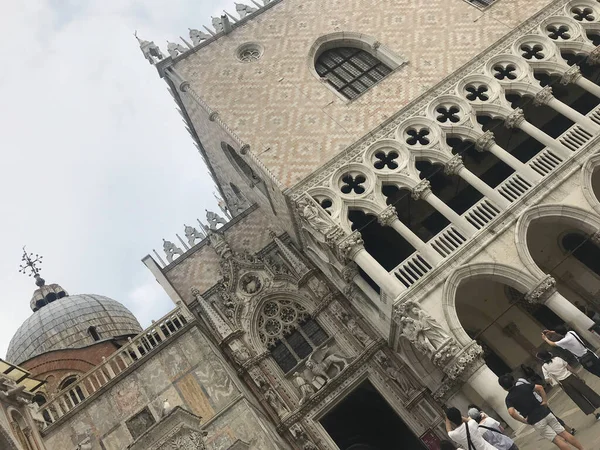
left=237, top=43, right=263, bottom=62
left=258, top=300, right=309, bottom=347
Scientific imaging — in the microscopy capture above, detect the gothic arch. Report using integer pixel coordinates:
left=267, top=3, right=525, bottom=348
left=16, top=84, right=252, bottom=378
left=442, top=262, right=539, bottom=346
left=0, top=425, right=18, bottom=450
left=581, top=152, right=600, bottom=214
left=307, top=32, right=406, bottom=101
left=514, top=203, right=600, bottom=278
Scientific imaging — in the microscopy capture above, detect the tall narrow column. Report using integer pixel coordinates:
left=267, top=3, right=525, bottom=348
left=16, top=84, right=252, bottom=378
left=526, top=276, right=600, bottom=349
left=412, top=180, right=477, bottom=237
left=505, top=108, right=572, bottom=159
left=377, top=205, right=443, bottom=265
left=561, top=65, right=600, bottom=99
left=534, top=86, right=600, bottom=133
left=445, top=155, right=511, bottom=209
left=339, top=232, right=405, bottom=299
left=475, top=131, right=542, bottom=183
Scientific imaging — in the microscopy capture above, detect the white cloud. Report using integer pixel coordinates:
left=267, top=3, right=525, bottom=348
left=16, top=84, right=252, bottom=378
left=0, top=0, right=237, bottom=357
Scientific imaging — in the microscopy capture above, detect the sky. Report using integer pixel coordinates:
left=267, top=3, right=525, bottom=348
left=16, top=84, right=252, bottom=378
left=0, top=0, right=236, bottom=358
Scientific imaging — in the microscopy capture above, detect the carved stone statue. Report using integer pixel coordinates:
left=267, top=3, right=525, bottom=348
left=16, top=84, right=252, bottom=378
left=208, top=230, right=232, bottom=259
left=206, top=210, right=227, bottom=230
left=166, top=41, right=187, bottom=58
left=163, top=239, right=184, bottom=263
left=232, top=347, right=250, bottom=364
left=189, top=28, right=211, bottom=46
left=184, top=224, right=204, bottom=247
left=409, top=305, right=450, bottom=350
left=305, top=344, right=351, bottom=383
left=264, top=388, right=288, bottom=417
left=236, top=2, right=258, bottom=17
left=293, top=372, right=315, bottom=405
left=346, top=317, right=371, bottom=346
left=376, top=353, right=417, bottom=395
left=26, top=402, right=47, bottom=430
left=297, top=197, right=336, bottom=235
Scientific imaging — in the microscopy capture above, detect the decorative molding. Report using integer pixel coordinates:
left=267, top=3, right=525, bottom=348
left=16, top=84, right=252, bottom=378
left=524, top=275, right=557, bottom=304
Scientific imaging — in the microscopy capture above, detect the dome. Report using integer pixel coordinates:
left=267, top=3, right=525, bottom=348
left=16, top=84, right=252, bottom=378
left=7, top=293, right=143, bottom=365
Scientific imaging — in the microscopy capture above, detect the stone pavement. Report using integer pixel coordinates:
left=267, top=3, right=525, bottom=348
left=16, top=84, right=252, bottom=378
left=512, top=368, right=600, bottom=450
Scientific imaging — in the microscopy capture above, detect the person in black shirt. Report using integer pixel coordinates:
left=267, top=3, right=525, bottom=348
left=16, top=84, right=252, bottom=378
left=498, top=375, right=583, bottom=450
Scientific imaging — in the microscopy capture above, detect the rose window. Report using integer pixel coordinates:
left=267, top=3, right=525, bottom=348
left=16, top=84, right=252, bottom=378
left=237, top=43, right=263, bottom=62
left=264, top=301, right=279, bottom=317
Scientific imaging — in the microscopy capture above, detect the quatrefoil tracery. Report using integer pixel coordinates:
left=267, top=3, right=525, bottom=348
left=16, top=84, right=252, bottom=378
left=571, top=7, right=595, bottom=22
left=405, top=128, right=431, bottom=146
left=493, top=64, right=518, bottom=81
left=436, top=106, right=461, bottom=123
left=546, top=24, right=571, bottom=40
left=340, top=173, right=367, bottom=195
left=374, top=150, right=399, bottom=169
left=520, top=43, right=545, bottom=60
left=465, top=85, right=490, bottom=102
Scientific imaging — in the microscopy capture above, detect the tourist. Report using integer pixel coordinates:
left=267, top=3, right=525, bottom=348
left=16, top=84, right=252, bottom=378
left=537, top=351, right=600, bottom=420
left=498, top=374, right=583, bottom=450
left=468, top=407, right=518, bottom=450
left=515, top=377, right=575, bottom=435
left=444, top=407, right=498, bottom=450
left=542, top=329, right=600, bottom=378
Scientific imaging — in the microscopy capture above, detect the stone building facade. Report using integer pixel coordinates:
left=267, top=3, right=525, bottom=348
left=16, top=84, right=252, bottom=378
left=5, top=0, right=600, bottom=448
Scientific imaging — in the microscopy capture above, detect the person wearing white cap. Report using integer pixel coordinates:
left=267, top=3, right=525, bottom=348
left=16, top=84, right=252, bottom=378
left=468, top=408, right=519, bottom=450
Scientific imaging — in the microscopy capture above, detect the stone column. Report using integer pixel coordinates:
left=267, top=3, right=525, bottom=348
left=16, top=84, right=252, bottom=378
left=444, top=155, right=511, bottom=209
left=504, top=108, right=572, bottom=159
left=377, top=205, right=443, bottom=265
left=536, top=86, right=600, bottom=133
left=561, top=65, right=600, bottom=99
left=339, top=231, right=405, bottom=298
left=526, top=275, right=600, bottom=349
left=411, top=180, right=477, bottom=237
left=464, top=365, right=523, bottom=431
left=475, top=131, right=542, bottom=183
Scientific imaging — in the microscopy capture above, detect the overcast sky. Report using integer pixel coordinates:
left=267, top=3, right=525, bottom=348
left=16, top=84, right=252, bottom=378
left=0, top=0, right=235, bottom=358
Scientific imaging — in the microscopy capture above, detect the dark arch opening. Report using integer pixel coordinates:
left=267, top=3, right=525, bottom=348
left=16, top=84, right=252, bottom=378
left=534, top=71, right=600, bottom=114
left=88, top=326, right=101, bottom=342
left=504, top=93, right=574, bottom=139
left=560, top=50, right=600, bottom=83
left=562, top=232, right=600, bottom=276
left=348, top=210, right=415, bottom=272
left=60, top=376, right=85, bottom=405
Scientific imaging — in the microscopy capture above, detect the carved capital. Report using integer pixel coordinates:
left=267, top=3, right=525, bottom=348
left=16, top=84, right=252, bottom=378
left=474, top=131, right=495, bottom=152
left=524, top=275, right=557, bottom=304
left=444, top=155, right=465, bottom=176
left=337, top=231, right=364, bottom=263
left=208, top=111, right=220, bottom=122
left=533, top=86, right=554, bottom=107
left=444, top=342, right=484, bottom=380
left=504, top=108, right=525, bottom=129
left=341, top=262, right=360, bottom=282
left=589, top=46, right=600, bottom=66
left=561, top=65, right=582, bottom=85
left=372, top=41, right=381, bottom=50
left=411, top=179, right=432, bottom=200
left=377, top=205, right=398, bottom=227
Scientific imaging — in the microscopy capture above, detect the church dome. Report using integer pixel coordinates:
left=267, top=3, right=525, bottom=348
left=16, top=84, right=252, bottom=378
left=7, top=292, right=143, bottom=365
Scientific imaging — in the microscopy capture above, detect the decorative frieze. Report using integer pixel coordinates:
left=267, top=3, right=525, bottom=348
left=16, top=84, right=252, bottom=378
left=524, top=275, right=557, bottom=304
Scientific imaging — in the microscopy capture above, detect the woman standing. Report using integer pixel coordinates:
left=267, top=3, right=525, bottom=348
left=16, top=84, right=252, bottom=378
left=537, top=351, right=600, bottom=420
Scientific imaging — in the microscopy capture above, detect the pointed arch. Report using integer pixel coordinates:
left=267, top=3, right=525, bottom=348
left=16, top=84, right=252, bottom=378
left=581, top=152, right=600, bottom=214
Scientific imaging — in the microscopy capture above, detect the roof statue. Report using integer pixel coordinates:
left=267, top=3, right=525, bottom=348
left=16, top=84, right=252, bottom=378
left=213, top=192, right=231, bottom=219
left=235, top=3, right=258, bottom=18
left=189, top=28, right=211, bottom=46
left=206, top=210, right=227, bottom=230
left=163, top=239, right=184, bottom=263
left=167, top=41, right=187, bottom=58
left=212, top=16, right=224, bottom=33
left=135, top=31, right=164, bottom=64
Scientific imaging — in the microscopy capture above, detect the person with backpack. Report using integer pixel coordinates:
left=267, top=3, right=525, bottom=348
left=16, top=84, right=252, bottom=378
left=467, top=408, right=518, bottom=450
left=542, top=328, right=600, bottom=378
left=498, top=374, right=584, bottom=450
left=537, top=350, right=600, bottom=420
left=445, top=407, right=498, bottom=450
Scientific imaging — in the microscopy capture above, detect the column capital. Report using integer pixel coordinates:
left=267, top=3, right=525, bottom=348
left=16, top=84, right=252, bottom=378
left=504, top=108, right=526, bottom=129
left=474, top=131, right=495, bottom=152
left=444, top=341, right=485, bottom=381
left=590, top=230, right=600, bottom=246
left=341, top=262, right=360, bottom=282
left=589, top=46, right=600, bottom=66
left=561, top=65, right=582, bottom=85
left=533, top=86, right=554, bottom=107
left=524, top=275, right=557, bottom=304
left=337, top=231, right=364, bottom=263
left=377, top=205, right=398, bottom=227
left=444, top=155, right=465, bottom=176
left=411, top=179, right=432, bottom=200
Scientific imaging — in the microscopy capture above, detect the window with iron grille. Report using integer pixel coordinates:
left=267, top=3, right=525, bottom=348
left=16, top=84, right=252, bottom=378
left=315, top=47, right=393, bottom=100
left=464, top=0, right=497, bottom=9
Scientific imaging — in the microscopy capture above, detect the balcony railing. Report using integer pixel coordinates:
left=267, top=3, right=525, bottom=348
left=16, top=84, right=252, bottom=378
left=391, top=252, right=433, bottom=288
left=464, top=198, right=501, bottom=230
left=39, top=305, right=193, bottom=427
left=430, top=225, right=466, bottom=258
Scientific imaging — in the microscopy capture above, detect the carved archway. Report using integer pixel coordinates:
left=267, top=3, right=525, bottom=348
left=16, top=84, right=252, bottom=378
left=581, top=152, right=600, bottom=214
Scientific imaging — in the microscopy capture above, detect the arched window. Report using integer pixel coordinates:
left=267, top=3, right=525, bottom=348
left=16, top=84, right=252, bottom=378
left=562, top=232, right=600, bottom=276
left=316, top=47, right=392, bottom=100
left=32, top=394, right=52, bottom=423
left=88, top=326, right=101, bottom=341
left=258, top=300, right=328, bottom=373
left=59, top=376, right=85, bottom=405
left=10, top=411, right=34, bottom=450
left=222, top=143, right=262, bottom=187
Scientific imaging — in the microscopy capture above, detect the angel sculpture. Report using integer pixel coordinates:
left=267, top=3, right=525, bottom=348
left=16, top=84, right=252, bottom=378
left=304, top=344, right=351, bottom=384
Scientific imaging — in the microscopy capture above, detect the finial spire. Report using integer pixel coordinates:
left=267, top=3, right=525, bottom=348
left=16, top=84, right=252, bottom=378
left=19, top=246, right=45, bottom=287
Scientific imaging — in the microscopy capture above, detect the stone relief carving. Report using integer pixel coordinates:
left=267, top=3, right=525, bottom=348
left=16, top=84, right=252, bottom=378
left=208, top=230, right=232, bottom=259
left=263, top=387, right=289, bottom=418
left=377, top=205, right=398, bottom=227
left=474, top=130, right=495, bottom=152
left=163, top=430, right=208, bottom=450
left=533, top=85, right=554, bottom=106
left=504, top=108, right=525, bottom=129
left=445, top=342, right=485, bottom=380
left=411, top=179, right=432, bottom=200
left=290, top=424, right=318, bottom=450
left=560, top=65, right=582, bottom=85
left=293, top=371, right=316, bottom=405
left=337, top=231, right=364, bottom=263
left=329, top=301, right=371, bottom=347
left=375, top=351, right=419, bottom=396
left=297, top=197, right=338, bottom=236
left=305, top=344, right=352, bottom=386
left=240, top=273, right=262, bottom=295
left=444, top=155, right=464, bottom=176
left=395, top=301, right=459, bottom=367
left=163, top=239, right=184, bottom=263
left=524, top=275, right=557, bottom=304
